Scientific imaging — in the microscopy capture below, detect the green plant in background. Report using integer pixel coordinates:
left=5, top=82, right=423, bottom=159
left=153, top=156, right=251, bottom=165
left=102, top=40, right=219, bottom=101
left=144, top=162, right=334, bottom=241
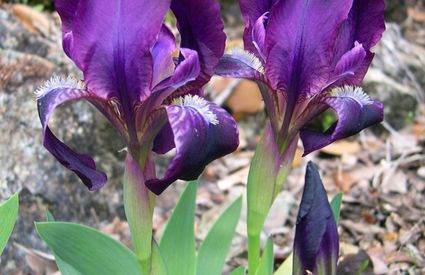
left=0, top=193, right=19, bottom=256
left=6, top=0, right=54, bottom=11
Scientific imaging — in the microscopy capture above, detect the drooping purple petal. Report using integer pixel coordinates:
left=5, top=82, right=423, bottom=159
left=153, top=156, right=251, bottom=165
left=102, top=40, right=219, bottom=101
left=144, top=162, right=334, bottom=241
left=240, top=0, right=278, bottom=57
left=171, top=0, right=226, bottom=89
left=146, top=96, right=239, bottom=195
left=331, top=0, right=385, bottom=85
left=151, top=25, right=177, bottom=89
left=215, top=50, right=264, bottom=81
left=300, top=87, right=384, bottom=155
left=293, top=162, right=339, bottom=275
left=264, top=0, right=353, bottom=95
left=36, top=80, right=108, bottom=190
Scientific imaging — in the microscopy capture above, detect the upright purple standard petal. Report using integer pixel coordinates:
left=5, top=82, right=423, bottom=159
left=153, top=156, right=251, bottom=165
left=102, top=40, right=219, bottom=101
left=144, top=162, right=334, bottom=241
left=146, top=96, right=239, bottom=195
left=55, top=0, right=171, bottom=140
left=265, top=0, right=353, bottom=94
left=331, top=0, right=385, bottom=85
left=240, top=0, right=278, bottom=58
left=151, top=25, right=176, bottom=89
left=300, top=87, right=384, bottom=155
left=293, top=162, right=339, bottom=275
left=171, top=0, right=226, bottom=89
left=36, top=78, right=107, bottom=190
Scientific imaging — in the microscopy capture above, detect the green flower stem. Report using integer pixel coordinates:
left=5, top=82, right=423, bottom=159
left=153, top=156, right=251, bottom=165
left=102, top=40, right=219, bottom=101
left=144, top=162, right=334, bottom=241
left=123, top=150, right=156, bottom=274
left=247, top=125, right=297, bottom=275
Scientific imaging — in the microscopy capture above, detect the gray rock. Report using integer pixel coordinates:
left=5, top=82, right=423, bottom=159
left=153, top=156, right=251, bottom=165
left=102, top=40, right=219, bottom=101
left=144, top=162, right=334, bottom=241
left=0, top=7, right=126, bottom=273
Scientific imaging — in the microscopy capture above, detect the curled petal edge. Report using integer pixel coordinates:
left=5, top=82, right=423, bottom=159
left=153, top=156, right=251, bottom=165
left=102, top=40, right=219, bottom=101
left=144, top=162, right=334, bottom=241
left=300, top=86, right=384, bottom=156
left=146, top=96, right=239, bottom=194
left=37, top=77, right=108, bottom=190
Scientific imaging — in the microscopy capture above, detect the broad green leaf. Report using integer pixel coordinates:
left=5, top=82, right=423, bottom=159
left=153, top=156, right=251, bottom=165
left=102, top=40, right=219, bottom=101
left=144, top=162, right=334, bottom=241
left=330, top=192, right=343, bottom=225
left=152, top=239, right=168, bottom=275
left=160, top=181, right=197, bottom=275
left=196, top=196, right=242, bottom=275
left=36, top=222, right=141, bottom=275
left=255, top=238, right=274, bottom=275
left=42, top=213, right=81, bottom=275
left=0, top=192, right=19, bottom=255
left=231, top=266, right=246, bottom=275
left=55, top=257, right=81, bottom=275
left=274, top=254, right=292, bottom=275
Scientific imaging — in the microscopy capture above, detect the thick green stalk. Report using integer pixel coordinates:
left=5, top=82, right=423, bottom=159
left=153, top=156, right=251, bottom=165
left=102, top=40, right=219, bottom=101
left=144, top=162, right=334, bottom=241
left=123, top=151, right=156, bottom=274
left=247, top=125, right=297, bottom=275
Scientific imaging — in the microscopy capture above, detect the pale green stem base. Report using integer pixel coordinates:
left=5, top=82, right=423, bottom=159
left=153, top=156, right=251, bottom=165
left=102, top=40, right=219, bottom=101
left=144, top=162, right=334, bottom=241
left=123, top=152, right=156, bottom=274
left=247, top=125, right=298, bottom=275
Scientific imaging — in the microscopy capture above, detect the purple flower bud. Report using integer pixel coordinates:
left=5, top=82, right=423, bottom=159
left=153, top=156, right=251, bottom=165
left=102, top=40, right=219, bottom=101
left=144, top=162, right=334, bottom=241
left=293, top=162, right=339, bottom=275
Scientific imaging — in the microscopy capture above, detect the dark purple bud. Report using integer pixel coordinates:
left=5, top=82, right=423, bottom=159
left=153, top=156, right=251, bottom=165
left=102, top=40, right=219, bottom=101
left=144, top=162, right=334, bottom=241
left=293, top=162, right=339, bottom=275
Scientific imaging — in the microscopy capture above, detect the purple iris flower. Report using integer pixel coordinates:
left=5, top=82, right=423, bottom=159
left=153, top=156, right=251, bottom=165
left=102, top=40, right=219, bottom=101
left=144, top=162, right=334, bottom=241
left=36, top=0, right=239, bottom=195
left=216, top=0, right=385, bottom=155
left=293, top=162, right=339, bottom=275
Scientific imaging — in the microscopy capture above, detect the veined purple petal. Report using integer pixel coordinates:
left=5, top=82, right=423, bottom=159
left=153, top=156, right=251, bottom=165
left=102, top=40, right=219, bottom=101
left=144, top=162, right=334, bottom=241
left=215, top=49, right=264, bottom=81
left=330, top=42, right=369, bottom=86
left=240, top=0, right=278, bottom=58
left=252, top=13, right=268, bottom=62
left=56, top=0, right=171, bottom=138
left=135, top=48, right=201, bottom=140
left=334, top=0, right=385, bottom=61
left=332, top=0, right=385, bottom=85
left=300, top=86, right=383, bottom=155
left=171, top=0, right=226, bottom=89
left=36, top=77, right=107, bottom=191
left=146, top=96, right=239, bottom=195
left=264, top=0, right=352, bottom=95
left=154, top=48, right=201, bottom=92
left=293, top=162, right=338, bottom=275
left=151, top=25, right=177, bottom=89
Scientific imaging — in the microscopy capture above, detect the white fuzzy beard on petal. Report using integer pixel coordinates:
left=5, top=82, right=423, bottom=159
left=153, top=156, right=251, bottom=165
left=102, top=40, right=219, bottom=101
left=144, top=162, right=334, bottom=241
left=172, top=95, right=219, bottom=125
left=227, top=48, right=264, bottom=73
left=35, top=75, right=86, bottom=98
left=331, top=86, right=373, bottom=106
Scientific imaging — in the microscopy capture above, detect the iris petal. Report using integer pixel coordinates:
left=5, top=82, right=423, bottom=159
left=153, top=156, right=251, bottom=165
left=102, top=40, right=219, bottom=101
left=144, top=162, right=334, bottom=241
left=56, top=0, right=171, bottom=106
left=332, top=0, right=385, bottom=86
left=333, top=0, right=385, bottom=62
left=37, top=80, right=108, bottom=191
left=146, top=96, right=239, bottom=195
left=215, top=49, right=264, bottom=81
left=240, top=0, right=278, bottom=58
left=171, top=0, right=226, bottom=89
left=252, top=13, right=268, bottom=61
left=151, top=25, right=177, bottom=89
left=265, top=0, right=353, bottom=95
left=332, top=42, right=367, bottom=86
left=300, top=87, right=383, bottom=155
left=293, top=162, right=339, bottom=275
